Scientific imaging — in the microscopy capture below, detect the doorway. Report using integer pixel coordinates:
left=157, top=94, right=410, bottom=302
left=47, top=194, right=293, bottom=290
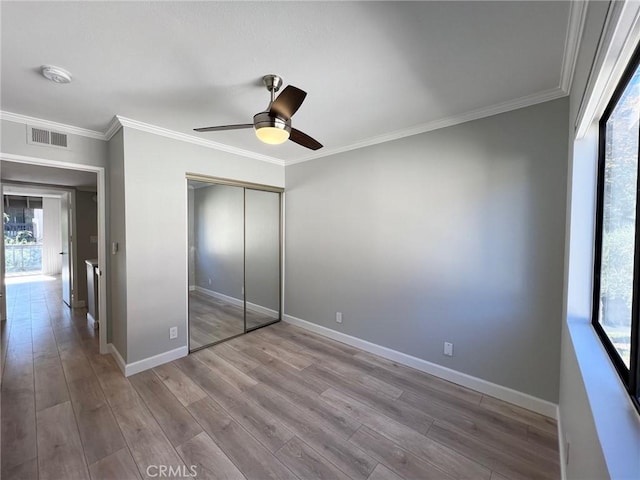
left=3, top=187, right=80, bottom=310
left=3, top=194, right=44, bottom=276
left=0, top=156, right=107, bottom=353
left=187, top=175, right=283, bottom=351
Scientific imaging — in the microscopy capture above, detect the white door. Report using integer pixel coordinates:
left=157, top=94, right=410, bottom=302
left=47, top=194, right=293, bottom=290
left=60, top=192, right=72, bottom=307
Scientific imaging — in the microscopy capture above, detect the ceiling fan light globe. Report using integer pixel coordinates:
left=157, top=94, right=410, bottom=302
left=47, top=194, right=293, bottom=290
left=255, top=126, right=290, bottom=145
left=253, top=111, right=291, bottom=145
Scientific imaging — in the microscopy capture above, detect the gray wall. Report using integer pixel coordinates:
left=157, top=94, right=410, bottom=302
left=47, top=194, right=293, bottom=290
left=194, top=183, right=245, bottom=299
left=0, top=119, right=107, bottom=168
left=107, top=129, right=127, bottom=360
left=285, top=97, right=569, bottom=402
left=559, top=1, right=612, bottom=478
left=74, top=190, right=98, bottom=304
left=192, top=184, right=280, bottom=314
left=246, top=188, right=280, bottom=313
left=1, top=117, right=110, bottom=347
left=121, top=127, right=284, bottom=363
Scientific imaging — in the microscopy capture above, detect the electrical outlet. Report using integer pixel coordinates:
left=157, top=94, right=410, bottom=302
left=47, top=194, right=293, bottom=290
left=208, top=278, right=212, bottom=285
left=444, top=341, right=454, bottom=356
left=336, top=312, right=343, bottom=323
left=169, top=327, right=178, bottom=339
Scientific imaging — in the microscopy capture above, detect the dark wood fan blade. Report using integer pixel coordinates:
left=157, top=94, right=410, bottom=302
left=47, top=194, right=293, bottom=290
left=290, top=128, right=323, bottom=150
left=194, top=124, right=253, bottom=132
left=270, top=86, right=307, bottom=120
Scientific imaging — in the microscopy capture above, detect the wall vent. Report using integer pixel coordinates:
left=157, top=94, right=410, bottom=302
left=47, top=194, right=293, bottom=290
left=31, top=127, right=50, bottom=144
left=26, top=125, right=70, bottom=149
left=50, top=131, right=68, bottom=147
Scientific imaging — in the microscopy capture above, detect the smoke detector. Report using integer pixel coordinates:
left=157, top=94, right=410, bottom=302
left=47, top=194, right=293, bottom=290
left=41, top=65, right=72, bottom=84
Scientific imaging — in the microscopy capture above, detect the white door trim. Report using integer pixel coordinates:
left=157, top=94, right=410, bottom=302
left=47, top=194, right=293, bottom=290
left=0, top=152, right=108, bottom=354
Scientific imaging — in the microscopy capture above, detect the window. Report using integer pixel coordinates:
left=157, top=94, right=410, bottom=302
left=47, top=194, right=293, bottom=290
left=3, top=196, right=43, bottom=275
left=593, top=43, right=640, bottom=411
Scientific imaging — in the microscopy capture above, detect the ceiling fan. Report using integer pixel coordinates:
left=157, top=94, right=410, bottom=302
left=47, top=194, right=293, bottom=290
left=194, top=74, right=323, bottom=151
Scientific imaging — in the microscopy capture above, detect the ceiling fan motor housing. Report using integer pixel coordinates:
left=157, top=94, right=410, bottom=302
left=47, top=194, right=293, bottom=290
left=253, top=111, right=291, bottom=133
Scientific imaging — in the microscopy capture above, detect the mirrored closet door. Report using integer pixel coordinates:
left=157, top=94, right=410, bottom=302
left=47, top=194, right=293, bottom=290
left=245, top=188, right=281, bottom=331
left=187, top=176, right=282, bottom=352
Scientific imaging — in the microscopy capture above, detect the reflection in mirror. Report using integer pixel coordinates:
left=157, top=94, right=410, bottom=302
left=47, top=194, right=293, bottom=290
left=245, top=188, right=281, bottom=329
left=188, top=181, right=245, bottom=350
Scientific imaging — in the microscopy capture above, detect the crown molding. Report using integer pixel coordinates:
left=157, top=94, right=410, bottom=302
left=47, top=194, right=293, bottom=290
left=0, top=4, right=582, bottom=168
left=2, top=88, right=569, bottom=169
left=1, top=110, right=285, bottom=166
left=575, top=0, right=640, bottom=138
left=104, top=115, right=122, bottom=141
left=560, top=0, right=588, bottom=94
left=0, top=111, right=106, bottom=140
left=114, top=116, right=285, bottom=166
left=286, top=86, right=567, bottom=166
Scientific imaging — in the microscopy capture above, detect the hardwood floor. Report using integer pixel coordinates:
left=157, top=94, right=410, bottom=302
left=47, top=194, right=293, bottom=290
left=2, top=276, right=560, bottom=479
left=188, top=290, right=275, bottom=350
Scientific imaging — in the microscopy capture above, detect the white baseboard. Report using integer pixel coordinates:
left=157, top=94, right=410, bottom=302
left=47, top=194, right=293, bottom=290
left=86, top=312, right=98, bottom=330
left=283, top=314, right=558, bottom=419
left=194, top=286, right=278, bottom=319
left=108, top=343, right=127, bottom=375
left=247, top=301, right=278, bottom=319
left=557, top=405, right=567, bottom=480
left=188, top=285, right=196, bottom=291
left=194, top=286, right=241, bottom=306
left=107, top=343, right=187, bottom=377
left=72, top=299, right=86, bottom=309
left=247, top=301, right=279, bottom=319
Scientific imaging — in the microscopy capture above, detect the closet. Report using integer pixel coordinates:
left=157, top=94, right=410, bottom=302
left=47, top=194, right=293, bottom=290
left=187, top=175, right=282, bottom=351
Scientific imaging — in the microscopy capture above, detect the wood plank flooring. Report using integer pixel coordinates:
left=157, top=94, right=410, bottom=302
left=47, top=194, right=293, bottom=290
left=2, top=276, right=560, bottom=479
left=188, top=290, right=275, bottom=349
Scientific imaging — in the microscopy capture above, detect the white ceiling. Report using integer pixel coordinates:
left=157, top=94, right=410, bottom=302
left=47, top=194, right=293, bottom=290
left=1, top=161, right=97, bottom=189
left=1, top=1, right=575, bottom=164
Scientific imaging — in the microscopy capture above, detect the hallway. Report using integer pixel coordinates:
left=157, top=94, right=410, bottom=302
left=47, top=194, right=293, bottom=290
left=1, top=275, right=109, bottom=479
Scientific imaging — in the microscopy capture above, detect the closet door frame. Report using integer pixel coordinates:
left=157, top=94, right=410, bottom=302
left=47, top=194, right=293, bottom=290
left=186, top=173, right=283, bottom=352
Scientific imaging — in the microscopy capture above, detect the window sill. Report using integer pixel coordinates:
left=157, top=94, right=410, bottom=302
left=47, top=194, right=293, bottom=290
left=567, top=317, right=640, bottom=479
